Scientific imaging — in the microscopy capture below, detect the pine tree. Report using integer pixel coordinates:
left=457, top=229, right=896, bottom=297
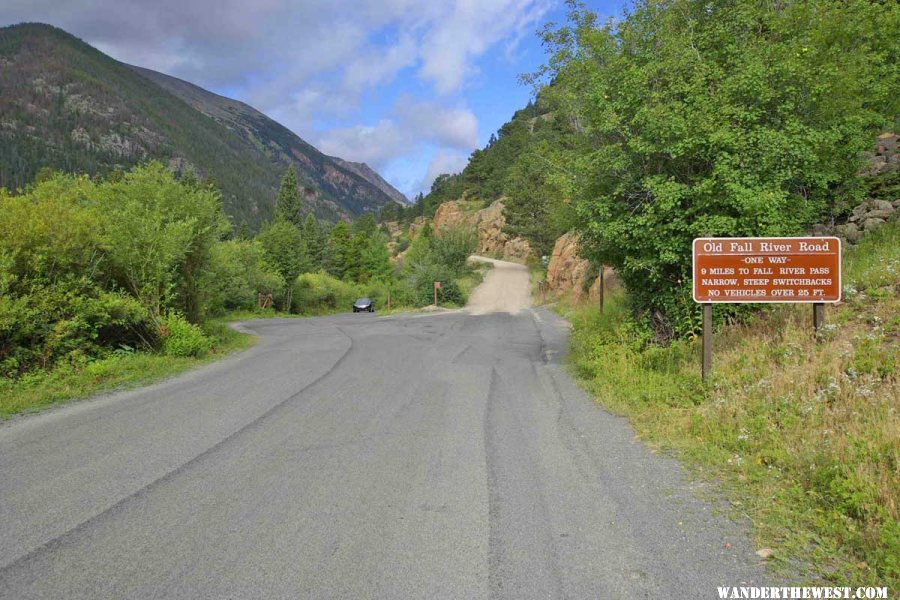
left=302, top=213, right=327, bottom=269
left=325, top=221, right=353, bottom=280
left=352, top=213, right=377, bottom=238
left=360, top=233, right=393, bottom=283
left=275, top=166, right=303, bottom=228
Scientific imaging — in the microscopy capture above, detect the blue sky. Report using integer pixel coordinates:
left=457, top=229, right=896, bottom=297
left=2, top=0, right=627, bottom=199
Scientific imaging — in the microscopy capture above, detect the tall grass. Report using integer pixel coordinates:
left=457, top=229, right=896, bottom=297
left=0, top=319, right=256, bottom=418
left=562, top=222, right=899, bottom=587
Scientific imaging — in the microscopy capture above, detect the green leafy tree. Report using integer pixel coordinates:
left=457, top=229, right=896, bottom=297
left=431, top=226, right=477, bottom=277
left=205, top=239, right=285, bottom=312
left=401, top=223, right=433, bottom=271
left=0, top=173, right=148, bottom=372
left=258, top=219, right=308, bottom=310
left=101, top=163, right=228, bottom=327
left=275, top=166, right=303, bottom=228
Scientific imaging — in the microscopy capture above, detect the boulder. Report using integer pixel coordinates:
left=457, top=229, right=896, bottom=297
left=865, top=208, right=895, bottom=220
left=868, top=199, right=894, bottom=212
left=811, top=223, right=829, bottom=236
left=433, top=201, right=476, bottom=232
left=475, top=201, right=508, bottom=256
left=503, top=236, right=532, bottom=262
left=861, top=218, right=885, bottom=232
left=862, top=132, right=898, bottom=176
left=835, top=222, right=862, bottom=244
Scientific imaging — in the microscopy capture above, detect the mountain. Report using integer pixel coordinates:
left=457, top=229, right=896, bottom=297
left=0, top=23, right=406, bottom=228
left=329, top=157, right=408, bottom=205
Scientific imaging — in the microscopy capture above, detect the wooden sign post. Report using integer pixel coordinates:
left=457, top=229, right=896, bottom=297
left=598, top=267, right=605, bottom=314
left=702, top=303, right=713, bottom=380
left=693, top=237, right=841, bottom=380
left=434, top=281, right=441, bottom=307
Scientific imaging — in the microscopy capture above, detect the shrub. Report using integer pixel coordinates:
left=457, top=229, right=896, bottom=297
left=293, top=272, right=364, bottom=314
left=431, top=226, right=477, bottom=276
left=407, top=261, right=466, bottom=306
left=160, top=313, right=212, bottom=358
left=205, top=239, right=285, bottom=313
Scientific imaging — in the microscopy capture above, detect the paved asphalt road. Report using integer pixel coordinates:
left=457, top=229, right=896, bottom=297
left=0, top=260, right=768, bottom=599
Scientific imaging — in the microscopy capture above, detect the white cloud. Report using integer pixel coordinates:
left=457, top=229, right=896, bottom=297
left=418, top=0, right=552, bottom=94
left=316, top=98, right=478, bottom=170
left=418, top=149, right=471, bottom=194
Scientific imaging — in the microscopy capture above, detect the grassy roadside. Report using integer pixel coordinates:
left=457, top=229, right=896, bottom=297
left=0, top=317, right=257, bottom=419
left=558, top=222, right=899, bottom=587
left=526, top=257, right=548, bottom=302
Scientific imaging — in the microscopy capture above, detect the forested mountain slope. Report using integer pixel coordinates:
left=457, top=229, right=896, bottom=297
left=380, top=99, right=574, bottom=256
left=0, top=23, right=404, bottom=228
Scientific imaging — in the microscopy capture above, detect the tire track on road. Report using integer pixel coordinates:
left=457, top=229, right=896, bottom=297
left=0, top=324, right=357, bottom=575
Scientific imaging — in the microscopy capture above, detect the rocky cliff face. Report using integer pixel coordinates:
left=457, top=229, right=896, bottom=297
left=545, top=232, right=616, bottom=301
left=432, top=200, right=532, bottom=262
left=546, top=232, right=592, bottom=298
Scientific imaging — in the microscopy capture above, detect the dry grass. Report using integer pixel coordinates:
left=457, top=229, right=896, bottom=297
left=561, top=221, right=899, bottom=587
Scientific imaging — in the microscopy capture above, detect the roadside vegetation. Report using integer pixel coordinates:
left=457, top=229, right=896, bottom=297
left=559, top=222, right=898, bottom=587
left=0, top=163, right=477, bottom=417
left=0, top=319, right=254, bottom=418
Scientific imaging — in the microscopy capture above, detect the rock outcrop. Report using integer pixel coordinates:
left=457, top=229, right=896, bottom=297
left=547, top=232, right=592, bottom=298
left=862, top=132, right=899, bottom=176
left=432, top=199, right=532, bottom=262
left=408, top=216, right=428, bottom=240
left=821, top=199, right=898, bottom=244
left=546, top=231, right=617, bottom=301
left=812, top=133, right=899, bottom=244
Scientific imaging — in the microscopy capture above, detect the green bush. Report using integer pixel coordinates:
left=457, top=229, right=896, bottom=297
left=293, top=272, right=365, bottom=314
left=205, top=239, right=285, bottom=313
left=407, top=261, right=466, bottom=306
left=160, top=313, right=212, bottom=358
left=431, top=226, right=477, bottom=276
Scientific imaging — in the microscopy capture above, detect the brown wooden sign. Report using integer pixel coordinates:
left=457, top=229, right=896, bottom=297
left=693, top=237, right=841, bottom=303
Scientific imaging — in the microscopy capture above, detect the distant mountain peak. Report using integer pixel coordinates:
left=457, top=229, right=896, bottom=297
left=328, top=157, right=409, bottom=205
